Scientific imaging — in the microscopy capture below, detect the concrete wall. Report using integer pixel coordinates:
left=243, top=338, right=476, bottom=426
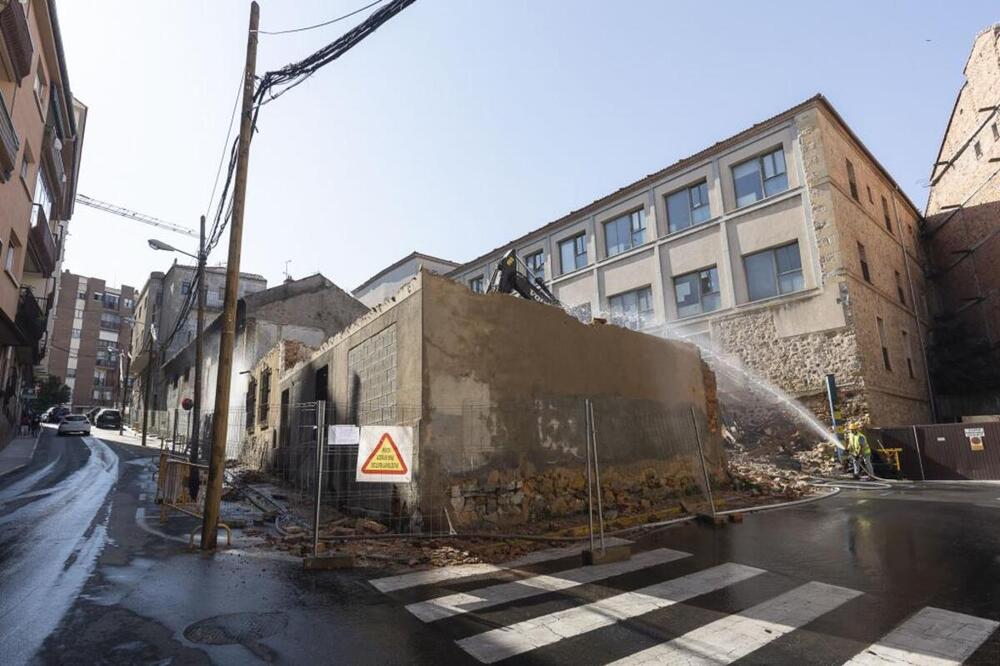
left=419, top=273, right=723, bottom=527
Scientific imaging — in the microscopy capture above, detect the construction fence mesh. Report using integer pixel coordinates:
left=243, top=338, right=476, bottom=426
left=229, top=398, right=722, bottom=540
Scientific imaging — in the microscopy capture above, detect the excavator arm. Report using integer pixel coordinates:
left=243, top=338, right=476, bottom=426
left=486, top=249, right=562, bottom=307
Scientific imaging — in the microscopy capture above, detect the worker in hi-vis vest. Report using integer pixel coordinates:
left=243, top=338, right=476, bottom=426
left=846, top=422, right=872, bottom=480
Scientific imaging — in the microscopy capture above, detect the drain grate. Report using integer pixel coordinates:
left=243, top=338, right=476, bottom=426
left=184, top=611, right=287, bottom=646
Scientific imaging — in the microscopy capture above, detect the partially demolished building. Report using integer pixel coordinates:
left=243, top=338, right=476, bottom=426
left=242, top=271, right=724, bottom=529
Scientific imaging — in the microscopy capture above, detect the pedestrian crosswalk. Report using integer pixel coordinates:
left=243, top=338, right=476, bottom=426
left=368, top=547, right=1000, bottom=664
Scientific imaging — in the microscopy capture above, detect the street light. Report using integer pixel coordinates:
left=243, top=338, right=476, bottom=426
left=147, top=220, right=207, bottom=501
left=148, top=238, right=197, bottom=259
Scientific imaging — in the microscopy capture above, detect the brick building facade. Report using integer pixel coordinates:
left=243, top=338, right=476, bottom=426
left=46, top=271, right=134, bottom=408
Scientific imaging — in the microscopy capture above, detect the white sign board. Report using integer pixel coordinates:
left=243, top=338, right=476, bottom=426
left=356, top=426, right=413, bottom=483
left=329, top=425, right=360, bottom=446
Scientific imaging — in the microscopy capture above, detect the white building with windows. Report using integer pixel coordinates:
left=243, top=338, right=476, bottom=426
left=448, top=95, right=934, bottom=426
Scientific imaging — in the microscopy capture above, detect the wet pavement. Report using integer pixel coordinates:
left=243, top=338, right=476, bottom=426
left=2, top=429, right=1000, bottom=664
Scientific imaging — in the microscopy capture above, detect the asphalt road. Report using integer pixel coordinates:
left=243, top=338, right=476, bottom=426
left=0, top=427, right=118, bottom=665
left=3, top=431, right=1000, bottom=664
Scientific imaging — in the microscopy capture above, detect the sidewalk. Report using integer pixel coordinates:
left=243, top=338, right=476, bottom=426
left=0, top=434, right=40, bottom=477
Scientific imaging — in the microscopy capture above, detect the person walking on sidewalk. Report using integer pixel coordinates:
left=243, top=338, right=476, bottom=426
left=19, top=413, right=29, bottom=436
left=30, top=413, right=40, bottom=436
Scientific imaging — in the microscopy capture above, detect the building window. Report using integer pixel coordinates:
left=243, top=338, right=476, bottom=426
left=4, top=234, right=17, bottom=274
left=974, top=141, right=982, bottom=159
left=19, top=146, right=30, bottom=181
left=858, top=242, right=871, bottom=283
left=67, top=368, right=75, bottom=378
left=123, top=297, right=134, bottom=309
left=559, top=234, right=587, bottom=274
left=881, top=196, right=893, bottom=233
left=103, top=293, right=119, bottom=310
left=469, top=276, right=484, bottom=294
left=30, top=171, right=53, bottom=228
left=77, top=291, right=86, bottom=301
left=866, top=185, right=873, bottom=205
left=733, top=147, right=788, bottom=207
left=93, top=292, right=103, bottom=301
left=894, top=271, right=906, bottom=305
left=744, top=242, right=804, bottom=301
left=902, top=330, right=915, bottom=379
left=877, top=317, right=891, bottom=371
left=846, top=159, right=859, bottom=201
left=608, top=286, right=654, bottom=330
left=259, top=368, right=271, bottom=425
left=180, top=281, right=191, bottom=295
left=666, top=181, right=710, bottom=233
left=101, top=312, right=121, bottom=330
left=94, top=369, right=108, bottom=388
left=674, top=266, right=721, bottom=318
left=74, top=308, right=83, bottom=319
left=246, top=377, right=257, bottom=431
left=604, top=209, right=645, bottom=257
left=608, top=287, right=653, bottom=330
left=71, top=328, right=81, bottom=338
left=524, top=250, right=544, bottom=279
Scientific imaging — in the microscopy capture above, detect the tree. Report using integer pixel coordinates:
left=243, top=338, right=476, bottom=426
left=36, top=375, right=71, bottom=410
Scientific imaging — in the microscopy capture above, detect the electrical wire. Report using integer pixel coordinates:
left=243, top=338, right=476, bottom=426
left=156, top=0, right=417, bottom=357
left=256, top=0, right=387, bottom=35
left=205, top=68, right=246, bottom=219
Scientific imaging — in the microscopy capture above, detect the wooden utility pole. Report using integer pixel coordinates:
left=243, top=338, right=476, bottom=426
left=201, top=1, right=259, bottom=550
left=189, top=214, right=206, bottom=500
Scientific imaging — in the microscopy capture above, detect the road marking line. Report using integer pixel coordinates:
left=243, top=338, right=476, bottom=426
left=845, top=606, right=998, bottom=665
left=609, top=580, right=862, bottom=665
left=406, top=547, right=690, bottom=622
left=455, top=562, right=764, bottom=664
left=368, top=538, right=631, bottom=593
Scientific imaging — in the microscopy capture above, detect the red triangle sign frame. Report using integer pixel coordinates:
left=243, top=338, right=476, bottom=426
left=360, top=432, right=409, bottom=475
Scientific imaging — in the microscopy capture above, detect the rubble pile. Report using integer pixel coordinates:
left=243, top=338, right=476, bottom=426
left=726, top=454, right=814, bottom=499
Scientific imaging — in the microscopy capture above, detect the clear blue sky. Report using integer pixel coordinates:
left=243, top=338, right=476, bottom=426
left=57, top=1, right=998, bottom=292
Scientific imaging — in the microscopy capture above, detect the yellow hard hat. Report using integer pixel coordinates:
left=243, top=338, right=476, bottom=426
left=848, top=422, right=859, bottom=431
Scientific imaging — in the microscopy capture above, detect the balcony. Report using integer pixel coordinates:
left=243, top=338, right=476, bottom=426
left=0, top=1, right=32, bottom=81
left=42, top=124, right=66, bottom=201
left=25, top=215, right=58, bottom=278
left=0, top=89, right=17, bottom=182
left=14, top=288, right=45, bottom=364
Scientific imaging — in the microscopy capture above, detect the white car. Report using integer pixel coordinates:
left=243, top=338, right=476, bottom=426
left=57, top=414, right=91, bottom=436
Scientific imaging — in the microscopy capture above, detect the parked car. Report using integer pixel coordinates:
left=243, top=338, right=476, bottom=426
left=85, top=407, right=101, bottom=422
left=93, top=409, right=122, bottom=429
left=44, top=406, right=71, bottom=423
left=57, top=414, right=91, bottom=436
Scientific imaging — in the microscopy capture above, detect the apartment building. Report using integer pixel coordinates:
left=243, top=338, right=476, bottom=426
left=45, top=271, right=134, bottom=407
left=924, top=24, right=1000, bottom=420
left=450, top=95, right=932, bottom=426
left=128, top=262, right=266, bottom=417
left=0, top=0, right=86, bottom=438
left=352, top=251, right=458, bottom=307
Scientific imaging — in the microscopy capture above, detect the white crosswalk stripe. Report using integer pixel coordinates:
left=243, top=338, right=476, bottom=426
left=609, top=580, right=862, bottom=665
left=455, top=562, right=764, bottom=664
left=405, top=547, right=690, bottom=622
left=368, top=537, right=632, bottom=593
left=845, top=606, right=998, bottom=665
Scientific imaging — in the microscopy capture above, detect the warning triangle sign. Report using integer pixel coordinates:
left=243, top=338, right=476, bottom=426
left=359, top=432, right=409, bottom=475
